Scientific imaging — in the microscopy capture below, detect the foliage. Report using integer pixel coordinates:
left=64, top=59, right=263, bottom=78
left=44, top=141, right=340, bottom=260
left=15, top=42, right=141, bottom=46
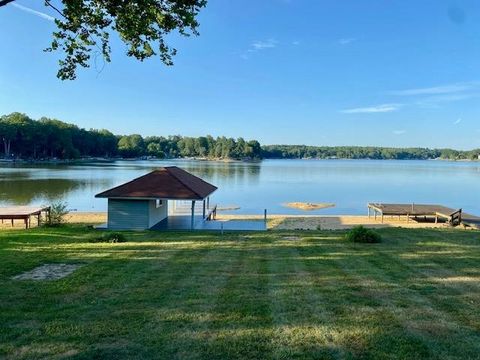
left=89, top=232, right=126, bottom=243
left=0, top=113, right=117, bottom=159
left=0, top=112, right=263, bottom=160
left=262, top=144, right=480, bottom=161
left=345, top=225, right=382, bottom=243
left=0, top=0, right=207, bottom=80
left=1, top=112, right=479, bottom=161
left=48, top=201, right=69, bottom=226
left=118, top=134, right=145, bottom=158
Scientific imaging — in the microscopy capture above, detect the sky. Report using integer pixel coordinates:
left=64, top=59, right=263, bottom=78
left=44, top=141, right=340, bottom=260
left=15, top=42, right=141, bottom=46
left=1, top=0, right=480, bottom=149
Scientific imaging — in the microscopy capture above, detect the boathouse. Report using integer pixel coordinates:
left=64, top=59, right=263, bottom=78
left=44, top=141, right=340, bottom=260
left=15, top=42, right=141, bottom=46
left=95, top=167, right=217, bottom=230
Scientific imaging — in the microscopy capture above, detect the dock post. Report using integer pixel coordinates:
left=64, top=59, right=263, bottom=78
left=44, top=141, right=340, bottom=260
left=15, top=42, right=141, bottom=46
left=264, top=209, right=267, bottom=225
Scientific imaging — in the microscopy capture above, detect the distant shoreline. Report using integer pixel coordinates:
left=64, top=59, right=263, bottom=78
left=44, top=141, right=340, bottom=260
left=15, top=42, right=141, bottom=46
left=1, top=156, right=479, bottom=164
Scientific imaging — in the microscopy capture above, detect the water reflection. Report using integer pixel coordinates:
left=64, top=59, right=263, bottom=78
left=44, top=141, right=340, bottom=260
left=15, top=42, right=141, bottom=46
left=0, top=179, right=89, bottom=205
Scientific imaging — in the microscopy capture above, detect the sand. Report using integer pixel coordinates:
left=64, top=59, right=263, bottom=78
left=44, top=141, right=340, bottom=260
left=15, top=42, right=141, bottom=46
left=217, top=214, right=452, bottom=230
left=66, top=212, right=107, bottom=224
left=0, top=211, right=457, bottom=231
left=282, top=202, right=335, bottom=211
left=0, top=212, right=106, bottom=230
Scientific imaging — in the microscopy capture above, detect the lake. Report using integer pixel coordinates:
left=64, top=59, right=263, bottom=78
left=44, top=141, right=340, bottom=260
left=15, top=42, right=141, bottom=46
left=1, top=159, right=480, bottom=216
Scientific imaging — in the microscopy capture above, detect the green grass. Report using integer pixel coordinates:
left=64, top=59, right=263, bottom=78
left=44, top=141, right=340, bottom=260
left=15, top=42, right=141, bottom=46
left=1, top=226, right=480, bottom=359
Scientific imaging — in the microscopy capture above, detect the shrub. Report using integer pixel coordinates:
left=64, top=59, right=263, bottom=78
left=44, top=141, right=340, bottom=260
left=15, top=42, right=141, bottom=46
left=46, top=201, right=69, bottom=226
left=345, top=226, right=381, bottom=243
left=89, top=232, right=127, bottom=243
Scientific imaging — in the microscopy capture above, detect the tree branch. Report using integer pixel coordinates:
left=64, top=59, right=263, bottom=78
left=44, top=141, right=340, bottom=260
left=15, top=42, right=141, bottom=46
left=45, top=0, right=65, bottom=18
left=0, top=0, right=16, bottom=8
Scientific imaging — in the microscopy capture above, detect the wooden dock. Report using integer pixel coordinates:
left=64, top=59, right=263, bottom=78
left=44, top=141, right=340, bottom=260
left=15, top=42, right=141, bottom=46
left=0, top=206, right=51, bottom=229
left=367, top=203, right=480, bottom=227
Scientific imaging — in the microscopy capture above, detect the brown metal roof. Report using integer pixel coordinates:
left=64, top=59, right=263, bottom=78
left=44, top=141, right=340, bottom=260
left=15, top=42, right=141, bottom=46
left=95, top=166, right=217, bottom=200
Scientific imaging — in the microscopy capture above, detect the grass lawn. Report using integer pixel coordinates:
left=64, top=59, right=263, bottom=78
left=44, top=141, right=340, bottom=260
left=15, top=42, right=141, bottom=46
left=1, top=226, right=480, bottom=359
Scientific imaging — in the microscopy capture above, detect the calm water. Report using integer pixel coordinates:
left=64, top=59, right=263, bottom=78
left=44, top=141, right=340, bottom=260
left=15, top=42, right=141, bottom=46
left=1, top=159, right=480, bottom=215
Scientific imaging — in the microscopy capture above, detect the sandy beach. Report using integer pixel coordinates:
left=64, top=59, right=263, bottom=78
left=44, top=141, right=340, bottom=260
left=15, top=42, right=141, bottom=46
left=0, top=211, right=456, bottom=230
left=217, top=214, right=453, bottom=230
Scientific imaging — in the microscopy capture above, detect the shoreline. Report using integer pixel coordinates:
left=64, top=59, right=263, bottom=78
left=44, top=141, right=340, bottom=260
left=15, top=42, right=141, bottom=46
left=0, top=211, right=462, bottom=230
left=1, top=157, right=479, bottom=165
left=58, top=212, right=458, bottom=231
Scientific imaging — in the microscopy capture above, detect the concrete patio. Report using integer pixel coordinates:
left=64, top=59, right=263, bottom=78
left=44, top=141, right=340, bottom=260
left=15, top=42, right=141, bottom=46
left=151, top=214, right=266, bottom=231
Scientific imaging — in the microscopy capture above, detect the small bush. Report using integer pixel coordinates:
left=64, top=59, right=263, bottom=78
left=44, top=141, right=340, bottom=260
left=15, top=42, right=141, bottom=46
left=46, top=201, right=69, bottom=226
left=89, top=232, right=127, bottom=243
left=345, top=226, right=381, bottom=243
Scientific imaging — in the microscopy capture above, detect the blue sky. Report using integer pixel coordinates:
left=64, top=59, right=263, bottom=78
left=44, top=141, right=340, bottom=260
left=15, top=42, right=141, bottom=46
left=1, top=0, right=480, bottom=149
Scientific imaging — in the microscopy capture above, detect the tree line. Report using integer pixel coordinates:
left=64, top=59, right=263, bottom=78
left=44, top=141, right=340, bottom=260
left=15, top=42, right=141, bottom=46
left=261, top=145, right=480, bottom=161
left=1, top=113, right=479, bottom=161
left=0, top=113, right=262, bottom=160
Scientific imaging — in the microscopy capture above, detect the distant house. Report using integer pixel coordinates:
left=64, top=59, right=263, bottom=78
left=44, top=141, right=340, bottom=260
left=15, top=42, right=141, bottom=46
left=95, top=167, right=217, bottom=230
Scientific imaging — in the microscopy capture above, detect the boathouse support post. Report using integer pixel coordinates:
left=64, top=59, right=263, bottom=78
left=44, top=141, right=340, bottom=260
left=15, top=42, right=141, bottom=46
left=191, top=201, right=196, bottom=230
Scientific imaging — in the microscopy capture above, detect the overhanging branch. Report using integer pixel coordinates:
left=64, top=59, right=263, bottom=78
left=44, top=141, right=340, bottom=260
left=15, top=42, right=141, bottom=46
left=45, top=0, right=65, bottom=18
left=0, top=0, right=16, bottom=7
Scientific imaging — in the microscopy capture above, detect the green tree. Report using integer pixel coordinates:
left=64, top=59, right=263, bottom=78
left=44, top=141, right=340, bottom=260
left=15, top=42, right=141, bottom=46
left=247, top=140, right=262, bottom=159
left=118, top=134, right=145, bottom=158
left=146, top=142, right=164, bottom=158
left=0, top=0, right=207, bottom=80
left=0, top=114, right=18, bottom=157
left=194, top=136, right=208, bottom=157
left=92, top=129, right=118, bottom=157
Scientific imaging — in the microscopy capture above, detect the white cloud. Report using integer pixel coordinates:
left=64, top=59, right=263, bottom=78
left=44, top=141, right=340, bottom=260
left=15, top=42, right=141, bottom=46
left=339, top=38, right=356, bottom=45
left=251, top=39, right=278, bottom=50
left=292, top=41, right=300, bottom=46
left=340, top=104, right=402, bottom=114
left=415, top=93, right=480, bottom=108
left=389, top=82, right=480, bottom=109
left=11, top=3, right=55, bottom=22
left=454, top=118, right=462, bottom=125
left=393, top=130, right=407, bottom=135
left=390, top=82, right=476, bottom=96
left=241, top=38, right=278, bottom=59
